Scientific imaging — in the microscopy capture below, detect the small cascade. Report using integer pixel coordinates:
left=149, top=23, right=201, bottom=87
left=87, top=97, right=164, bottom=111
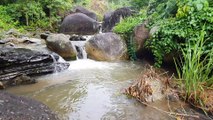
left=50, top=54, right=57, bottom=72
left=98, top=22, right=103, bottom=33
left=75, top=45, right=87, bottom=59
left=71, top=40, right=88, bottom=60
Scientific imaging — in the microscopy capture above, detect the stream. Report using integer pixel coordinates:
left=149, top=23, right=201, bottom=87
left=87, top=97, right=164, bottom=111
left=6, top=59, right=186, bottom=120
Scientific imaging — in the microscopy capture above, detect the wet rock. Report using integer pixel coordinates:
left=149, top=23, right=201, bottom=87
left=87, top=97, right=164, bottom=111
left=133, top=21, right=150, bottom=51
left=59, top=13, right=100, bottom=35
left=0, top=91, right=59, bottom=120
left=102, top=7, right=133, bottom=32
left=0, top=74, right=36, bottom=89
left=74, top=6, right=97, bottom=20
left=69, top=35, right=86, bottom=41
left=0, top=47, right=69, bottom=88
left=40, top=32, right=51, bottom=40
left=85, top=32, right=128, bottom=61
left=46, top=34, right=76, bottom=60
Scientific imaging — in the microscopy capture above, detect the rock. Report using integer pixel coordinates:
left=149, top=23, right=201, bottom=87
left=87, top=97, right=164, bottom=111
left=85, top=32, right=128, bottom=61
left=74, top=6, right=97, bottom=20
left=69, top=35, right=86, bottom=41
left=46, top=34, right=76, bottom=60
left=0, top=81, right=4, bottom=89
left=125, top=66, right=170, bottom=103
left=20, top=37, right=44, bottom=45
left=40, top=33, right=50, bottom=40
left=102, top=11, right=113, bottom=32
left=0, top=74, right=36, bottom=89
left=133, top=22, right=150, bottom=51
left=6, top=29, right=21, bottom=37
left=0, top=91, right=59, bottom=120
left=102, top=7, right=133, bottom=32
left=0, top=39, right=10, bottom=44
left=59, top=13, right=100, bottom=35
left=0, top=47, right=69, bottom=88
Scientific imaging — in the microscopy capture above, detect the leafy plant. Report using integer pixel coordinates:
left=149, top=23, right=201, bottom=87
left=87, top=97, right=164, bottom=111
left=175, top=27, right=213, bottom=108
left=145, top=0, right=213, bottom=67
left=114, top=13, right=146, bottom=60
left=0, top=0, right=73, bottom=31
left=0, top=5, right=18, bottom=32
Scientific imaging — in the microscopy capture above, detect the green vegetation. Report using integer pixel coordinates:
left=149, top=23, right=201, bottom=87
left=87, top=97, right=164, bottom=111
left=0, top=0, right=73, bottom=32
left=114, top=0, right=213, bottom=113
left=114, top=11, right=146, bottom=60
left=0, top=5, right=19, bottom=32
left=175, top=28, right=213, bottom=104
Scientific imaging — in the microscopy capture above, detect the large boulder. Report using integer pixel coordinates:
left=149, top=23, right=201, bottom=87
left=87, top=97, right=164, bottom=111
left=59, top=13, right=100, bottom=35
left=0, top=91, right=59, bottom=120
left=0, top=47, right=69, bottom=88
left=85, top=32, right=128, bottom=61
left=133, top=22, right=150, bottom=51
left=74, top=6, right=97, bottom=20
left=46, top=34, right=76, bottom=60
left=102, top=7, right=133, bottom=32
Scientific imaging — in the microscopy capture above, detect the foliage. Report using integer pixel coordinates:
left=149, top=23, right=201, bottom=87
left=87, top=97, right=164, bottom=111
left=175, top=28, right=213, bottom=108
left=114, top=13, right=146, bottom=60
left=0, top=0, right=73, bottom=31
left=145, top=0, right=213, bottom=67
left=0, top=5, right=18, bottom=32
left=130, top=0, right=149, bottom=10
left=107, top=0, right=131, bottom=10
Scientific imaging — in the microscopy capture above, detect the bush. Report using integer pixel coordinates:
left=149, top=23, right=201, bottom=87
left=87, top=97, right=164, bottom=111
left=0, top=0, right=73, bottom=31
left=0, top=5, right=18, bottom=32
left=145, top=0, right=213, bottom=67
left=114, top=12, right=146, bottom=60
left=175, top=28, right=213, bottom=111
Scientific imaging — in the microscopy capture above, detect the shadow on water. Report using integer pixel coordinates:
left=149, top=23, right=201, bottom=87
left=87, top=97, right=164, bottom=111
left=7, top=59, right=189, bottom=120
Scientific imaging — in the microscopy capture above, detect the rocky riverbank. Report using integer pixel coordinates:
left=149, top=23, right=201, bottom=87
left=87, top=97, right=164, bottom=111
left=0, top=91, right=59, bottom=120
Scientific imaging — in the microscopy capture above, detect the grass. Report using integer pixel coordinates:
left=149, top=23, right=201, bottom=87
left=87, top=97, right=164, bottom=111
left=175, top=26, right=213, bottom=113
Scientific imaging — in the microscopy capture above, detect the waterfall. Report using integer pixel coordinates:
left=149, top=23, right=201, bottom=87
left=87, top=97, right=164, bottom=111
left=50, top=54, right=57, bottom=72
left=98, top=22, right=103, bottom=33
left=71, top=41, right=88, bottom=60
left=75, top=45, right=87, bottom=59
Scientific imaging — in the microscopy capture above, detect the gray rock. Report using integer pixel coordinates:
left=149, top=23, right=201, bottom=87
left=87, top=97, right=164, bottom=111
left=0, top=47, right=69, bottom=88
left=46, top=34, right=76, bottom=60
left=133, top=21, right=150, bottom=51
left=85, top=32, right=128, bottom=61
left=59, top=13, right=100, bottom=35
left=0, top=91, right=59, bottom=120
left=74, top=6, right=97, bottom=20
left=102, top=7, right=133, bottom=32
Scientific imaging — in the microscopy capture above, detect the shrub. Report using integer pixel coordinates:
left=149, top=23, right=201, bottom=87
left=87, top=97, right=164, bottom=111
left=0, top=5, right=18, bottom=32
left=1, top=0, right=73, bottom=31
left=175, top=27, right=213, bottom=111
left=114, top=12, right=146, bottom=60
left=145, top=0, right=213, bottom=67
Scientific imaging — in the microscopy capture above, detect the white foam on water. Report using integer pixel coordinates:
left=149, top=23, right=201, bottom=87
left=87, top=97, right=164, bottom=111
left=68, top=59, right=110, bottom=70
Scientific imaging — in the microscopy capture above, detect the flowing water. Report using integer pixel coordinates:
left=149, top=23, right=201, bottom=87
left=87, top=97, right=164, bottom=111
left=7, top=59, right=184, bottom=120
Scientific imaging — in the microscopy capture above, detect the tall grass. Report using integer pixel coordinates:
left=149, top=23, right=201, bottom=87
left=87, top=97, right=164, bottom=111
left=175, top=27, right=213, bottom=102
